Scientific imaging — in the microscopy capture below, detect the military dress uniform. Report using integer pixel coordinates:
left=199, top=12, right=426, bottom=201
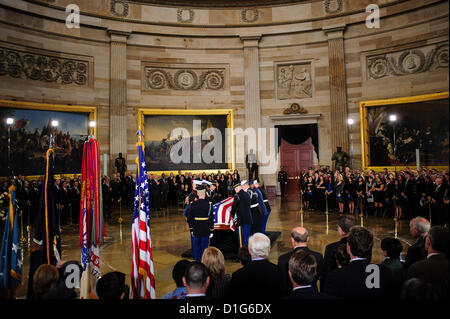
left=248, top=181, right=263, bottom=235
left=188, top=187, right=215, bottom=261
left=231, top=183, right=253, bottom=248
left=278, top=169, right=288, bottom=198
left=256, top=185, right=271, bottom=234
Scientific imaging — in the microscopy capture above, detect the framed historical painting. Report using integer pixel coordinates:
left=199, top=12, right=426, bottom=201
left=360, top=92, right=449, bottom=171
left=137, top=108, right=234, bottom=175
left=0, top=100, right=96, bottom=178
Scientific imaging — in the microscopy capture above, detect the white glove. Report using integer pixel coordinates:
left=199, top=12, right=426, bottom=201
left=190, top=232, right=194, bottom=237
left=209, top=233, right=214, bottom=239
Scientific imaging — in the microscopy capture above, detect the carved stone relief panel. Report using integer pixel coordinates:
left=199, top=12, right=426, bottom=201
left=276, top=61, right=313, bottom=100
left=0, top=42, right=92, bottom=87
left=366, top=42, right=449, bottom=80
left=142, top=63, right=228, bottom=91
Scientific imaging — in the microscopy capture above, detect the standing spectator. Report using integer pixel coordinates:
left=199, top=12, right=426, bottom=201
left=324, top=226, right=393, bottom=299
left=160, top=174, right=169, bottom=209
left=406, top=226, right=449, bottom=299
left=201, top=247, right=231, bottom=300
left=405, top=217, right=430, bottom=269
left=230, top=233, right=281, bottom=300
left=284, top=250, right=334, bottom=300
left=162, top=259, right=190, bottom=299
left=278, top=227, right=324, bottom=296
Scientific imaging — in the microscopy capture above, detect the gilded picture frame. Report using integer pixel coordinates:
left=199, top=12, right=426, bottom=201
left=137, top=108, right=234, bottom=176
left=360, top=92, right=449, bottom=172
left=0, top=100, right=97, bottom=179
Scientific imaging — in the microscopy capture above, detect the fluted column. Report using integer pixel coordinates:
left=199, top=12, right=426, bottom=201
left=109, top=30, right=129, bottom=174
left=324, top=25, right=349, bottom=154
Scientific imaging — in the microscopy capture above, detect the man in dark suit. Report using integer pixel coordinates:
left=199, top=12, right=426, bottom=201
left=230, top=233, right=281, bottom=300
left=406, top=226, right=449, bottom=299
left=284, top=250, right=334, bottom=300
left=183, top=261, right=210, bottom=300
left=405, top=217, right=430, bottom=269
left=278, top=227, right=324, bottom=296
left=321, top=215, right=355, bottom=290
left=324, top=226, right=393, bottom=299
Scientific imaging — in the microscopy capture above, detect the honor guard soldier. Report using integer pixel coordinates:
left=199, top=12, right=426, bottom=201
left=206, top=181, right=221, bottom=204
left=278, top=167, right=288, bottom=198
left=231, top=181, right=253, bottom=248
left=254, top=180, right=271, bottom=234
left=187, top=184, right=215, bottom=261
left=248, top=180, right=263, bottom=234
left=184, top=180, right=200, bottom=218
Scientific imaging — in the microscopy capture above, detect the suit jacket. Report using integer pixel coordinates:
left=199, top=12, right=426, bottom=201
left=320, top=237, right=348, bottom=291
left=283, top=286, right=334, bottom=300
left=230, top=259, right=282, bottom=300
left=323, top=259, right=393, bottom=299
left=407, top=253, right=449, bottom=299
left=381, top=258, right=406, bottom=298
left=404, top=236, right=427, bottom=269
left=278, top=246, right=324, bottom=297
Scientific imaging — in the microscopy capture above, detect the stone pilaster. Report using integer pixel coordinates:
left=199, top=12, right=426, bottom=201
left=108, top=30, right=129, bottom=174
left=324, top=25, right=349, bottom=155
left=240, top=36, right=262, bottom=176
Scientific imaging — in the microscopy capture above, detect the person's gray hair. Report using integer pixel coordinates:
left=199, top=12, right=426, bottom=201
left=291, top=229, right=309, bottom=243
left=411, top=217, right=431, bottom=235
left=248, top=233, right=271, bottom=258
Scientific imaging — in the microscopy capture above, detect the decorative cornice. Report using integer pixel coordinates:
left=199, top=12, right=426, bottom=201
left=269, top=113, right=322, bottom=121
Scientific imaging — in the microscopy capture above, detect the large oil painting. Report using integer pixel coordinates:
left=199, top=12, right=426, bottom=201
left=140, top=109, right=233, bottom=172
left=361, top=92, right=449, bottom=170
left=0, top=103, right=93, bottom=176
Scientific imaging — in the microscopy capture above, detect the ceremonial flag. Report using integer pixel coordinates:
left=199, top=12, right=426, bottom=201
left=79, top=137, right=103, bottom=298
left=213, top=197, right=236, bottom=231
left=131, top=135, right=156, bottom=299
left=0, top=185, right=23, bottom=297
left=27, top=148, right=61, bottom=299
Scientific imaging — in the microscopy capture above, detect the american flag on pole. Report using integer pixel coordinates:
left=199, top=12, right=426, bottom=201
left=213, top=197, right=235, bottom=231
left=131, top=130, right=156, bottom=299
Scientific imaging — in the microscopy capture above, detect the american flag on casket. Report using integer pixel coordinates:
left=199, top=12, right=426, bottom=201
left=213, top=197, right=236, bottom=231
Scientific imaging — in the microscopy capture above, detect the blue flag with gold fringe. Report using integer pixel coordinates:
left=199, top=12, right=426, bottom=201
left=0, top=185, right=23, bottom=295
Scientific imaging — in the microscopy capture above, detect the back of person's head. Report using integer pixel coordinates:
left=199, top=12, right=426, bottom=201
left=338, top=215, right=356, bottom=235
left=427, top=225, right=449, bottom=254
left=400, top=278, right=436, bottom=299
left=33, top=264, right=60, bottom=297
left=334, top=243, right=350, bottom=268
left=96, top=272, right=126, bottom=299
left=248, top=233, right=271, bottom=258
left=381, top=237, right=403, bottom=259
left=290, top=227, right=309, bottom=244
left=201, top=247, right=225, bottom=277
left=172, top=259, right=190, bottom=287
left=410, top=217, right=430, bottom=235
left=347, top=226, right=373, bottom=259
left=288, top=250, right=317, bottom=286
left=238, top=246, right=251, bottom=267
left=184, top=261, right=209, bottom=289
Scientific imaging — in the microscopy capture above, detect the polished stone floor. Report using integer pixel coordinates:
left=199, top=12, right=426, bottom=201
left=16, top=196, right=414, bottom=298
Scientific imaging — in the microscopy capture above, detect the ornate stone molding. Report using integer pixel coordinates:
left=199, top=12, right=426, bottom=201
left=241, top=9, right=259, bottom=23
left=366, top=42, right=449, bottom=80
left=324, top=0, right=343, bottom=14
left=110, top=0, right=129, bottom=17
left=143, top=65, right=226, bottom=91
left=275, top=61, right=313, bottom=100
left=283, top=103, right=307, bottom=115
left=177, top=8, right=195, bottom=23
left=0, top=44, right=91, bottom=86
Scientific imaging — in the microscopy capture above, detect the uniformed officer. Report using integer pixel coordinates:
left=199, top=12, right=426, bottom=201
left=187, top=184, right=215, bottom=261
left=278, top=166, right=288, bottom=198
left=248, top=180, right=263, bottom=234
left=231, top=180, right=253, bottom=248
left=206, top=181, right=221, bottom=204
left=254, top=180, right=271, bottom=234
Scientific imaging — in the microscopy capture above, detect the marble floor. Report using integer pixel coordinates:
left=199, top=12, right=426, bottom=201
left=16, top=196, right=414, bottom=298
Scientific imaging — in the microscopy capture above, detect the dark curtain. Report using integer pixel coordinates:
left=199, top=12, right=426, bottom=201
left=275, top=124, right=319, bottom=160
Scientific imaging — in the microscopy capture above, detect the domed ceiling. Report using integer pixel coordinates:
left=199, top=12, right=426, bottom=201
left=130, top=0, right=308, bottom=8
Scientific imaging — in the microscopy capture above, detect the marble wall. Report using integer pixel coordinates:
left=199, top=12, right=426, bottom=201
left=0, top=0, right=448, bottom=190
